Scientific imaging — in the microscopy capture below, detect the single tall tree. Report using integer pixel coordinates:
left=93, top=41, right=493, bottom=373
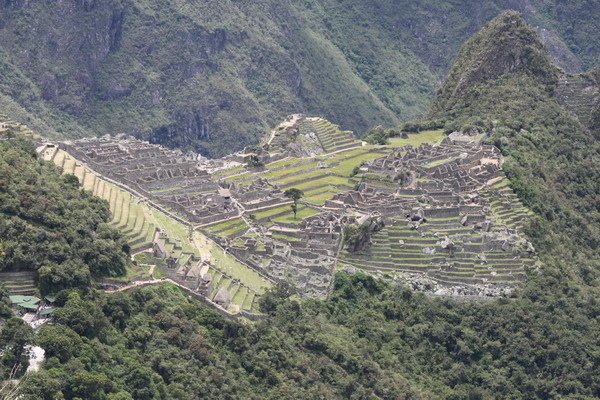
left=284, top=188, right=304, bottom=219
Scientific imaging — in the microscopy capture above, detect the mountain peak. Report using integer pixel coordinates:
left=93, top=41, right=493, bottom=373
left=430, top=10, right=559, bottom=115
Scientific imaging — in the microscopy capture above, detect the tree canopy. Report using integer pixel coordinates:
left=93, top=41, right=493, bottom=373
left=0, top=138, right=130, bottom=295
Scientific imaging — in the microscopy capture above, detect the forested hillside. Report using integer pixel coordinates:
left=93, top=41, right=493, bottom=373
left=0, top=1, right=599, bottom=156
left=0, top=138, right=130, bottom=295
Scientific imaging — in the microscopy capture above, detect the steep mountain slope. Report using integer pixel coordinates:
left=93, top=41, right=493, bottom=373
left=429, top=10, right=560, bottom=117
left=0, top=1, right=433, bottom=156
left=1, top=1, right=600, bottom=156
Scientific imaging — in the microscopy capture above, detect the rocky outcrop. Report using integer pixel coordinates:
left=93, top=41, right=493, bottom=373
left=344, top=216, right=385, bottom=254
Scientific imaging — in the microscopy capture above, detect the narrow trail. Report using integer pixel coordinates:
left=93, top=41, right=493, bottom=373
left=103, top=278, right=166, bottom=293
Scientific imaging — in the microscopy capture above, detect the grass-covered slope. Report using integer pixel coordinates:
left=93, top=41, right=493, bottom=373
left=0, top=138, right=130, bottom=295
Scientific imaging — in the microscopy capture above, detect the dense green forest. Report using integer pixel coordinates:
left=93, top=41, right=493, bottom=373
left=1, top=271, right=598, bottom=399
left=1, top=10, right=600, bottom=400
left=0, top=1, right=599, bottom=156
left=0, top=138, right=130, bottom=294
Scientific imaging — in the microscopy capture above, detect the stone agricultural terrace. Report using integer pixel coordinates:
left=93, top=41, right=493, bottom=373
left=43, top=114, right=537, bottom=306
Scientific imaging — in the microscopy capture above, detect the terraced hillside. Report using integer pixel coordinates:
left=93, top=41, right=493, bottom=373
left=0, top=271, right=36, bottom=296
left=0, top=116, right=35, bottom=137
left=555, top=73, right=600, bottom=128
left=340, top=179, right=535, bottom=290
left=42, top=147, right=157, bottom=253
left=337, top=137, right=537, bottom=295
left=40, top=146, right=270, bottom=315
left=297, top=118, right=362, bottom=154
left=266, top=116, right=362, bottom=157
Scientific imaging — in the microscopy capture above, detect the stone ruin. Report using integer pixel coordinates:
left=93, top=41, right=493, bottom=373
left=338, top=137, right=535, bottom=296
left=220, top=211, right=346, bottom=298
left=55, top=124, right=537, bottom=300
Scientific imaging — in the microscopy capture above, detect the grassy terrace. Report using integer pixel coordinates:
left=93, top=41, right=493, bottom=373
left=249, top=204, right=293, bottom=221
left=271, top=205, right=319, bottom=224
left=271, top=232, right=301, bottom=242
left=194, top=231, right=271, bottom=295
left=482, top=178, right=534, bottom=230
left=386, top=129, right=445, bottom=148
left=205, top=218, right=248, bottom=236
left=303, top=187, right=342, bottom=205
left=0, top=271, right=37, bottom=295
left=426, top=156, right=458, bottom=168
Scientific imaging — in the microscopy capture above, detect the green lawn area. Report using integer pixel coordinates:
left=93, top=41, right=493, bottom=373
left=387, top=129, right=445, bottom=148
left=288, top=175, right=352, bottom=192
left=317, top=147, right=367, bottom=162
left=223, top=171, right=253, bottom=183
left=249, top=204, right=291, bottom=220
left=217, top=223, right=249, bottom=238
left=264, top=160, right=319, bottom=179
left=271, top=232, right=301, bottom=242
left=425, top=157, right=457, bottom=168
left=274, top=168, right=327, bottom=185
left=265, top=157, right=297, bottom=169
left=151, top=209, right=197, bottom=254
left=328, top=151, right=382, bottom=176
left=211, top=165, right=245, bottom=178
left=489, top=177, right=511, bottom=189
left=271, top=205, right=319, bottom=224
left=303, top=188, right=341, bottom=205
left=205, top=217, right=245, bottom=232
